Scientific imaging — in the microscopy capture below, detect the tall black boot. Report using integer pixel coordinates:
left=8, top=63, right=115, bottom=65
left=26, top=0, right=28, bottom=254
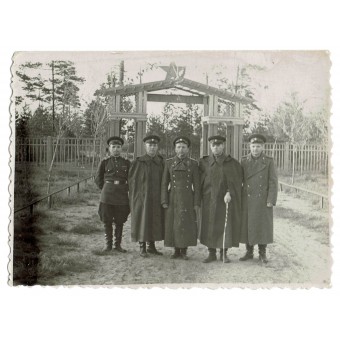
left=259, top=244, right=268, bottom=263
left=219, top=248, right=230, bottom=263
left=180, top=248, right=189, bottom=260
left=147, top=241, right=163, bottom=255
left=239, top=244, right=254, bottom=261
left=114, top=224, right=127, bottom=253
left=170, top=247, right=181, bottom=259
left=203, top=248, right=217, bottom=263
left=104, top=224, right=113, bottom=251
left=139, top=242, right=148, bottom=257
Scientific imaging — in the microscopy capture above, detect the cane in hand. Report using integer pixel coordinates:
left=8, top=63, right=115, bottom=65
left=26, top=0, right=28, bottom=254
left=223, top=202, right=228, bottom=263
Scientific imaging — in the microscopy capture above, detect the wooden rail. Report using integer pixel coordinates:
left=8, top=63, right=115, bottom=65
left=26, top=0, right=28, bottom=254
left=279, top=181, right=328, bottom=209
left=14, top=175, right=95, bottom=216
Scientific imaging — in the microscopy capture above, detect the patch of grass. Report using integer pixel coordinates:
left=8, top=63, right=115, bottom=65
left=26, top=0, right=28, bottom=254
left=275, top=206, right=329, bottom=232
left=38, top=253, right=96, bottom=279
left=44, top=219, right=67, bottom=233
left=278, top=171, right=328, bottom=196
left=92, top=249, right=114, bottom=256
left=70, top=219, right=102, bottom=235
left=51, top=194, right=90, bottom=207
left=54, top=236, right=80, bottom=248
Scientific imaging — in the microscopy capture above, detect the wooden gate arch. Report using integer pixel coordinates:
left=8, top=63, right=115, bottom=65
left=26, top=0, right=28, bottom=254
left=99, top=64, right=253, bottom=160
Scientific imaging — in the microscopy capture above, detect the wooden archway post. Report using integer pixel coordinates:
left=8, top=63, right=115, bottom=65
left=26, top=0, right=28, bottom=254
left=201, top=97, right=244, bottom=161
left=134, top=91, right=148, bottom=158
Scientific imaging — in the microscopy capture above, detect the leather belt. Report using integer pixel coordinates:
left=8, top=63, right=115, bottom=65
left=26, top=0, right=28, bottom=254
left=105, top=180, right=127, bottom=185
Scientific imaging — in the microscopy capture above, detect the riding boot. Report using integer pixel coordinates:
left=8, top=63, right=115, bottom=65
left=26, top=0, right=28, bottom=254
left=219, top=248, right=230, bottom=263
left=114, top=224, right=127, bottom=253
left=259, top=244, right=268, bottom=263
left=203, top=248, right=217, bottom=263
left=139, top=242, right=148, bottom=257
left=104, top=224, right=113, bottom=251
left=180, top=248, right=189, bottom=260
left=147, top=241, right=163, bottom=255
left=239, top=244, right=254, bottom=261
left=170, top=247, right=181, bottom=259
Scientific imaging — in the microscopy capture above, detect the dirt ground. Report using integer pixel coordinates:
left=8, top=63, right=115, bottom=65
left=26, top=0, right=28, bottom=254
left=34, top=188, right=331, bottom=288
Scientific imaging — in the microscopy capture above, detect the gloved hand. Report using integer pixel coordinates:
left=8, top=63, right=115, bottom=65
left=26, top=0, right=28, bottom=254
left=224, top=192, right=231, bottom=204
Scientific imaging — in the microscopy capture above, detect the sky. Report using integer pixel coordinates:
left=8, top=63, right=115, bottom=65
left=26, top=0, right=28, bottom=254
left=12, top=50, right=331, bottom=117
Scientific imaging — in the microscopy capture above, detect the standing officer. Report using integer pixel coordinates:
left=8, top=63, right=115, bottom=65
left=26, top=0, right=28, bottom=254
left=161, top=136, right=200, bottom=260
left=128, top=135, right=164, bottom=257
left=95, top=136, right=130, bottom=252
left=199, top=135, right=243, bottom=263
left=240, top=134, right=278, bottom=263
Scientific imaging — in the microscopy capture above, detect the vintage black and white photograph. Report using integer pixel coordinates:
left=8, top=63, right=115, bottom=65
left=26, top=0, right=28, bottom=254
left=10, top=51, right=331, bottom=287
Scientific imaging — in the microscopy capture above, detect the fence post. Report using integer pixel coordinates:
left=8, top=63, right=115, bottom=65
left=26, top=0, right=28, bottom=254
left=284, top=142, right=290, bottom=172
left=48, top=196, right=52, bottom=209
left=46, top=136, right=53, bottom=168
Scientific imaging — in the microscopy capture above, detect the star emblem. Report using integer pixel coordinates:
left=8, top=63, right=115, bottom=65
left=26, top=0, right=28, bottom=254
left=159, top=62, right=186, bottom=81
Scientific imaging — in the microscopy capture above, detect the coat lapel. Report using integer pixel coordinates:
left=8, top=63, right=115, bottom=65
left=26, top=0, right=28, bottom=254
left=140, top=154, right=161, bottom=165
left=209, top=154, right=228, bottom=167
left=245, top=153, right=267, bottom=178
left=173, top=156, right=188, bottom=171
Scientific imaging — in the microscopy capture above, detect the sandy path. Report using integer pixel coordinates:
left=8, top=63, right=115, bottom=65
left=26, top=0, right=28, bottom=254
left=38, top=192, right=330, bottom=287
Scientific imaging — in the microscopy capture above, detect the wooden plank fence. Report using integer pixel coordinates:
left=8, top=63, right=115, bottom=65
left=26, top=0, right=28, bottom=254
left=16, top=137, right=328, bottom=173
left=242, top=142, right=328, bottom=173
left=16, top=137, right=103, bottom=169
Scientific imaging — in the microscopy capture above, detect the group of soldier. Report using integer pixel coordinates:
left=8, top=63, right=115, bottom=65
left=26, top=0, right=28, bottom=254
left=94, top=132, right=278, bottom=264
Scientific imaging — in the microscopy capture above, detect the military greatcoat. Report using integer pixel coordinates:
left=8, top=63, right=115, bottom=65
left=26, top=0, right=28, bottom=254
left=199, top=154, right=242, bottom=249
left=128, top=154, right=165, bottom=242
left=161, top=156, right=200, bottom=248
left=240, top=152, right=278, bottom=245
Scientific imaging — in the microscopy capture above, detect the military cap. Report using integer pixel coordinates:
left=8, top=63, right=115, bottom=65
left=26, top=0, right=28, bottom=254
left=208, top=135, right=226, bottom=144
left=107, top=136, right=124, bottom=146
left=143, top=135, right=160, bottom=144
left=248, top=134, right=266, bottom=144
left=173, top=136, right=191, bottom=147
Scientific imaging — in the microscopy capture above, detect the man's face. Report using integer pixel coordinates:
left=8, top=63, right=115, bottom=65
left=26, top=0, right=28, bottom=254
left=108, top=143, right=122, bottom=157
left=210, top=142, right=224, bottom=156
left=145, top=142, right=158, bottom=157
left=250, top=143, right=264, bottom=158
left=175, top=143, right=189, bottom=158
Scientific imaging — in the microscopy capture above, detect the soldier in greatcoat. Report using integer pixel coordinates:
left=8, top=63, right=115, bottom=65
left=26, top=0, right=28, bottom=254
left=240, top=134, right=278, bottom=263
left=199, top=135, right=243, bottom=263
left=95, top=136, right=130, bottom=252
left=161, top=136, right=200, bottom=260
left=128, top=135, right=164, bottom=257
